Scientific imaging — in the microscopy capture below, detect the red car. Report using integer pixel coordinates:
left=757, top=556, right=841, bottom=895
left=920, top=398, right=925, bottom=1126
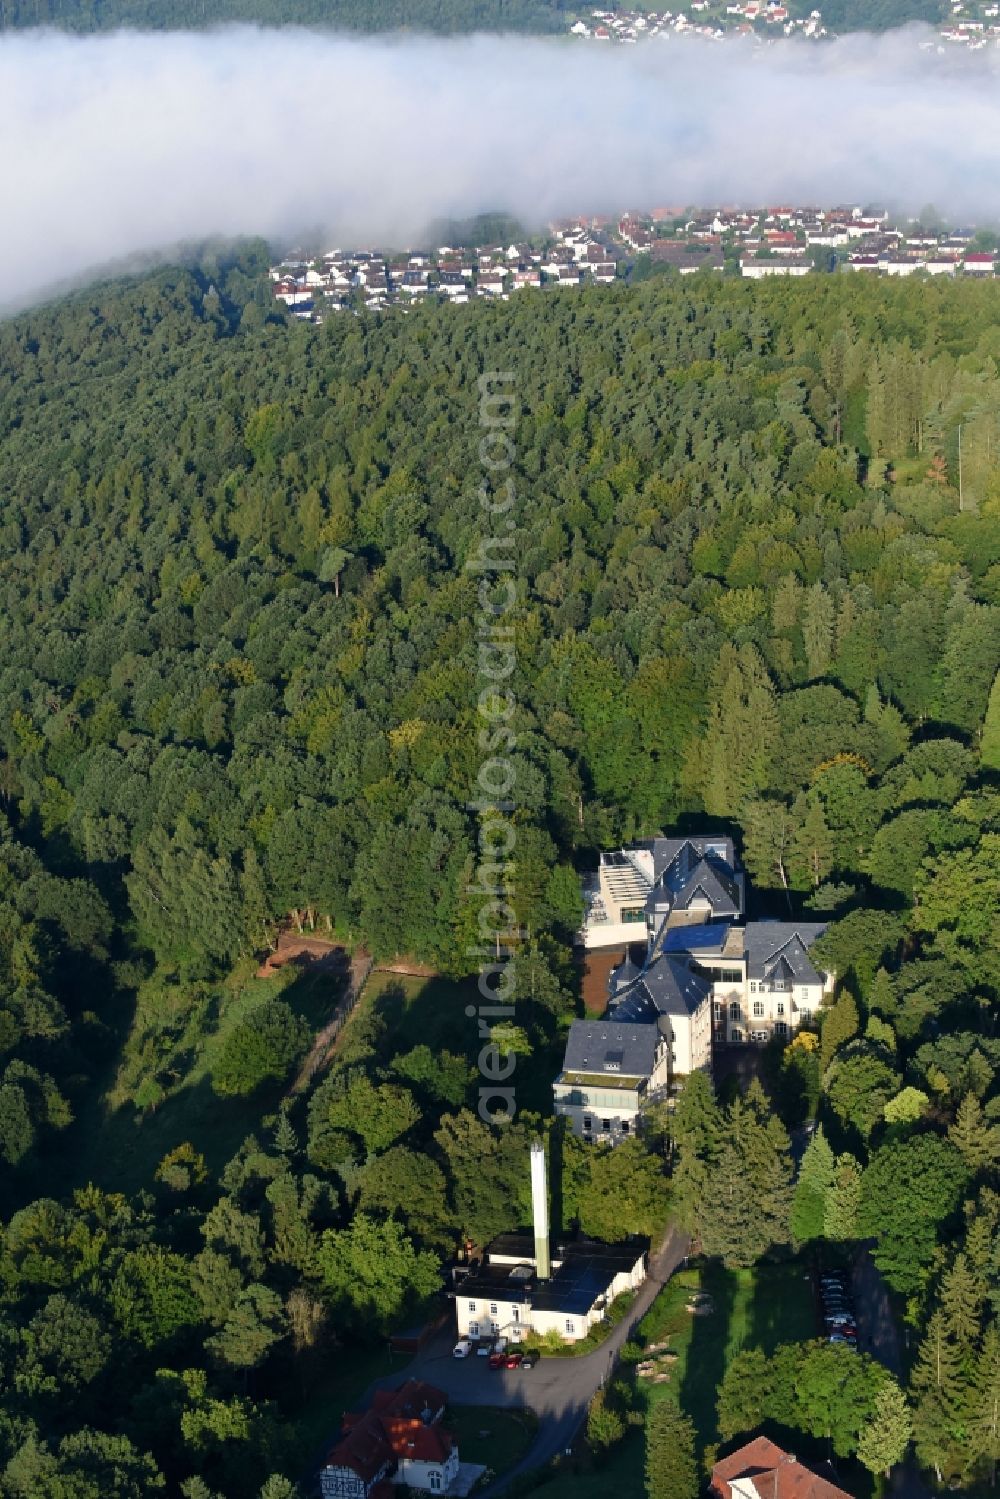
left=505, top=1351, right=523, bottom=1369
left=487, top=1349, right=506, bottom=1369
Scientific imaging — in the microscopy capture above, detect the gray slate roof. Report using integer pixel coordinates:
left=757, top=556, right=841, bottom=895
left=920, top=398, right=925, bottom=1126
left=642, top=839, right=742, bottom=920
left=743, top=921, right=828, bottom=983
left=562, top=1020, right=660, bottom=1079
left=611, top=952, right=712, bottom=1023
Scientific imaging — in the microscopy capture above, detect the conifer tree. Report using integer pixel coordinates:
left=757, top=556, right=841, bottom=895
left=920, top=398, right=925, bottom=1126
left=910, top=1309, right=971, bottom=1485
left=970, top=1323, right=1000, bottom=1487
left=856, top=1380, right=913, bottom=1478
left=820, top=991, right=860, bottom=1071
left=824, top=1152, right=862, bottom=1241
left=645, top=1401, right=698, bottom=1499
left=273, top=1107, right=298, bottom=1157
left=790, top=1125, right=836, bottom=1245
left=702, top=644, right=778, bottom=816
left=670, top=1071, right=722, bottom=1232
left=699, top=1098, right=792, bottom=1268
left=948, top=1092, right=1000, bottom=1173
left=938, top=1252, right=986, bottom=1354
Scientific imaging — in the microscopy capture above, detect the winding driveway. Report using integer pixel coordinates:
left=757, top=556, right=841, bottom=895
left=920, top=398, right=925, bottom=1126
left=351, top=1226, right=690, bottom=1495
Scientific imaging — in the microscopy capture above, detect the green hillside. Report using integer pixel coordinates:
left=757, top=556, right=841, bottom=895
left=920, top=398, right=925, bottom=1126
left=0, top=253, right=996, bottom=1494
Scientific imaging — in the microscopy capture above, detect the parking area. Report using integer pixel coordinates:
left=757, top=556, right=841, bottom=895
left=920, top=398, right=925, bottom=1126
left=814, top=1264, right=857, bottom=1348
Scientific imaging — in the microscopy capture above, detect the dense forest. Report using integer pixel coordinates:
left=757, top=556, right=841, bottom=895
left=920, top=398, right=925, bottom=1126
left=0, top=0, right=948, bottom=32
left=0, top=251, right=997, bottom=1494
left=0, top=0, right=570, bottom=32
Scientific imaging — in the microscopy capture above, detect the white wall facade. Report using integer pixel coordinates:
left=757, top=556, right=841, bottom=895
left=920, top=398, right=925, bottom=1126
left=456, top=1255, right=646, bottom=1344
left=397, top=1449, right=460, bottom=1493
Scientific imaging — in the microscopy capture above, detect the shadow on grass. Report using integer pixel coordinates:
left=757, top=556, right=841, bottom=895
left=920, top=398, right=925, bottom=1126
left=677, top=1264, right=738, bottom=1456
left=46, top=1070, right=281, bottom=1199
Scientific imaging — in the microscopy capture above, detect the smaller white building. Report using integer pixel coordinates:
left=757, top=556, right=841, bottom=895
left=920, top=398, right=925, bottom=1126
left=453, top=1143, right=647, bottom=1345
left=454, top=1232, right=648, bottom=1344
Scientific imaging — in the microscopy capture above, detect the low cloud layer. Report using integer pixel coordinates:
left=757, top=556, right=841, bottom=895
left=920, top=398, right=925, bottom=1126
left=3, top=24, right=1000, bottom=309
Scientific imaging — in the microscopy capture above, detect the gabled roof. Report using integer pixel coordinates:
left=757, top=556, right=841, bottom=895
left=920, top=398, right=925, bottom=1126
left=743, top=922, right=827, bottom=983
left=612, top=952, right=712, bottom=1023
left=608, top=951, right=643, bottom=996
left=329, top=1381, right=449, bottom=1482
left=711, top=1435, right=852, bottom=1498
left=383, top=1417, right=453, bottom=1464
left=562, top=1019, right=660, bottom=1078
left=642, top=839, right=742, bottom=920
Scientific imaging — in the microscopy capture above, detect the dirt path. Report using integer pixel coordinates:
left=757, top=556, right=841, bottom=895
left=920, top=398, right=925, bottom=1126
left=256, top=929, right=343, bottom=979
left=288, top=948, right=373, bottom=1094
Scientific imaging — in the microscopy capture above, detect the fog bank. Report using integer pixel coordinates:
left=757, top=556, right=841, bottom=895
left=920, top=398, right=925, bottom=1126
left=2, top=24, right=1000, bottom=308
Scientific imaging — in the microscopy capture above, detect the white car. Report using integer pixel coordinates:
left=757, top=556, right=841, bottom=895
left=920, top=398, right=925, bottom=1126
left=453, top=1339, right=473, bottom=1358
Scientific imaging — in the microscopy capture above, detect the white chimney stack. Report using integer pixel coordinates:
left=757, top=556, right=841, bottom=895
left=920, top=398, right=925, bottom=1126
left=530, top=1141, right=551, bottom=1280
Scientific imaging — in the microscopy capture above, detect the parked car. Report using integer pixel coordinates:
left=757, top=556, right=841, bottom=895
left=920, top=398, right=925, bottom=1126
left=520, top=1350, right=540, bottom=1369
left=488, top=1349, right=507, bottom=1370
left=505, top=1351, right=523, bottom=1369
left=829, top=1333, right=853, bottom=1345
left=453, top=1339, right=473, bottom=1358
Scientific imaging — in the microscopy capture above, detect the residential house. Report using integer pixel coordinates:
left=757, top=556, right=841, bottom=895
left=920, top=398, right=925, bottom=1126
left=652, top=243, right=725, bottom=274
left=321, top=1381, right=463, bottom=1498
left=740, top=256, right=811, bottom=278
left=477, top=270, right=507, bottom=296
left=710, top=1436, right=853, bottom=1498
left=964, top=252, right=997, bottom=276
left=399, top=270, right=429, bottom=297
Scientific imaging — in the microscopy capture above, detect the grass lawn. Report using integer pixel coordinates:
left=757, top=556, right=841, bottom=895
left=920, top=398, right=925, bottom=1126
left=362, top=970, right=479, bottom=1055
left=632, top=1259, right=816, bottom=1453
left=530, top=1257, right=817, bottom=1499
left=356, top=970, right=561, bottom=1115
left=53, top=956, right=349, bottom=1199
left=445, top=1406, right=538, bottom=1481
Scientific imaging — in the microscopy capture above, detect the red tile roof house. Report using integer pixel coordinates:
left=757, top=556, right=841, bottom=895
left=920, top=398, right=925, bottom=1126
left=710, top=1437, right=854, bottom=1499
left=320, top=1380, right=466, bottom=1498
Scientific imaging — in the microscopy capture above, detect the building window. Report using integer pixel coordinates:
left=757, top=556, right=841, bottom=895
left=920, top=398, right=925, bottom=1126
left=621, top=1121, right=630, bottom=1135
left=731, top=1027, right=743, bottom=1043
left=512, top=1307, right=520, bottom=1323
left=714, top=1001, right=723, bottom=1019
left=799, top=1006, right=811, bottom=1020
left=490, top=1303, right=498, bottom=1316
left=430, top=1475, right=443, bottom=1493
left=468, top=1301, right=477, bottom=1312
left=749, top=981, right=756, bottom=993
left=565, top=1320, right=575, bottom=1335
left=602, top=1119, right=611, bottom=1131
left=469, top=1321, right=479, bottom=1336
left=753, top=1001, right=764, bottom=1017
left=583, top=1116, right=592, bottom=1132
left=729, top=1001, right=740, bottom=1019
left=777, top=1002, right=785, bottom=1016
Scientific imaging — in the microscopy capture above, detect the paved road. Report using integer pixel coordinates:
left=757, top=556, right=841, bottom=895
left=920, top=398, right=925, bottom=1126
left=350, top=1226, right=690, bottom=1496
left=852, top=1248, right=932, bottom=1499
